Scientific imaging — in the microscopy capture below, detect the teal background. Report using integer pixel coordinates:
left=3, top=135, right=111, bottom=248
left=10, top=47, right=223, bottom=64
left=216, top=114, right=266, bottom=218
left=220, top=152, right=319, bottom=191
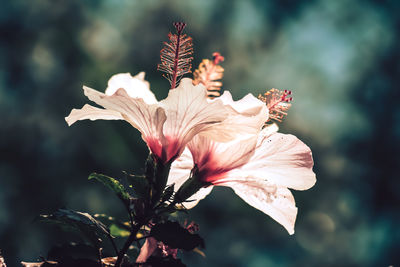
left=0, top=0, right=399, bottom=266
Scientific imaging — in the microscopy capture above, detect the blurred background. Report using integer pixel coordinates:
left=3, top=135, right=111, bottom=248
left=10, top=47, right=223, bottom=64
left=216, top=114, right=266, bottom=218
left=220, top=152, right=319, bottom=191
left=1, top=0, right=399, bottom=266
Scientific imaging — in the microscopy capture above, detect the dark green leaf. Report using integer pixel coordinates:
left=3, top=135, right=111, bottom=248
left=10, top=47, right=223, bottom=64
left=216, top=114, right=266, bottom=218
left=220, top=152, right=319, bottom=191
left=126, top=174, right=149, bottom=199
left=38, top=208, right=110, bottom=247
left=145, top=154, right=156, bottom=184
left=174, top=177, right=207, bottom=203
left=89, top=173, right=130, bottom=202
left=151, top=221, right=204, bottom=251
left=93, top=214, right=132, bottom=233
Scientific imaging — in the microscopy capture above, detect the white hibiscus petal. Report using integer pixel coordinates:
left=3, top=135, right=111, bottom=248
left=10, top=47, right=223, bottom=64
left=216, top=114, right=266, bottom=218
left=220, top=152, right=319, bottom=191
left=183, top=186, right=214, bottom=209
left=188, top=134, right=257, bottom=182
left=105, top=72, right=157, bottom=104
left=83, top=86, right=167, bottom=155
left=212, top=135, right=258, bottom=169
left=218, top=90, right=267, bottom=116
left=168, top=148, right=193, bottom=188
left=65, top=104, right=123, bottom=126
left=160, top=78, right=229, bottom=159
left=231, top=131, right=316, bottom=191
left=225, top=181, right=297, bottom=235
left=202, top=91, right=268, bottom=141
left=262, top=123, right=279, bottom=137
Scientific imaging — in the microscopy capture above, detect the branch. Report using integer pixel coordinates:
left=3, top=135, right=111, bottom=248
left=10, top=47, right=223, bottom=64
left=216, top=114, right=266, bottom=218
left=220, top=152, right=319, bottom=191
left=115, top=223, right=143, bottom=266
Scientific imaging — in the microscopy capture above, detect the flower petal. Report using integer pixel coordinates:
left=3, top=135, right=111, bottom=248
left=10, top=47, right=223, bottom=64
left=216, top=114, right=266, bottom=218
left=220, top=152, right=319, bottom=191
left=136, top=237, right=158, bottom=263
left=225, top=181, right=297, bottom=234
left=168, top=148, right=214, bottom=209
left=219, top=90, right=267, bottom=116
left=83, top=86, right=167, bottom=154
left=105, top=72, right=157, bottom=104
left=65, top=104, right=123, bottom=126
left=201, top=91, right=268, bottom=141
left=159, top=78, right=229, bottom=161
left=228, top=130, right=316, bottom=190
left=168, top=148, right=193, bottom=188
left=188, top=134, right=257, bottom=183
left=183, top=186, right=214, bottom=209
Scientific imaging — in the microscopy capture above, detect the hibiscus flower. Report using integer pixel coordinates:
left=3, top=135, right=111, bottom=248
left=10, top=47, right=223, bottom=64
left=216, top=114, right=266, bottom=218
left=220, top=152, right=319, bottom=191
left=65, top=72, right=238, bottom=164
left=169, top=124, right=316, bottom=234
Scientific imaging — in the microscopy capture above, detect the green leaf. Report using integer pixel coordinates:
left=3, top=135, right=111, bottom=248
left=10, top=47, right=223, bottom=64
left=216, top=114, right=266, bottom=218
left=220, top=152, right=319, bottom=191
left=109, top=224, right=130, bottom=238
left=126, top=174, right=149, bottom=199
left=38, top=208, right=110, bottom=247
left=94, top=214, right=131, bottom=232
left=145, top=154, right=156, bottom=184
left=151, top=221, right=204, bottom=251
left=174, top=177, right=207, bottom=203
left=89, top=173, right=130, bottom=202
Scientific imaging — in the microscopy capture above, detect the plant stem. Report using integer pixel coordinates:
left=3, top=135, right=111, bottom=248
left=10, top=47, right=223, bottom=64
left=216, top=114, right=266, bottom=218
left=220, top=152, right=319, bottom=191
left=128, top=210, right=135, bottom=228
left=107, top=233, right=119, bottom=257
left=115, top=223, right=143, bottom=266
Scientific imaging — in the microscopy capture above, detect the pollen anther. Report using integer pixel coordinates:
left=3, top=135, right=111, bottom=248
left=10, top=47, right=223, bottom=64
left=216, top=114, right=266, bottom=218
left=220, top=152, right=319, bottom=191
left=258, top=88, right=293, bottom=124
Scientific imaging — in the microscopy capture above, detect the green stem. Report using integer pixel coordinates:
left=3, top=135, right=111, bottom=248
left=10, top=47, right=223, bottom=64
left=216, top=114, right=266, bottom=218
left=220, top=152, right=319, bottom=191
left=107, top=233, right=119, bottom=257
left=151, top=161, right=172, bottom=207
left=115, top=223, right=143, bottom=267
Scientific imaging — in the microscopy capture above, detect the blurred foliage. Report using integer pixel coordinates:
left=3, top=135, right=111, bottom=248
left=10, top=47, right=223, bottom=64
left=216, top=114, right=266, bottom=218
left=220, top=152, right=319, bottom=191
left=151, top=221, right=204, bottom=251
left=0, top=0, right=399, bottom=266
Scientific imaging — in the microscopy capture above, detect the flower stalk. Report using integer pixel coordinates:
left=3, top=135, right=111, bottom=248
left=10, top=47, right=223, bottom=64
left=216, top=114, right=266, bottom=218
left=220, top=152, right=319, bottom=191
left=115, top=222, right=144, bottom=266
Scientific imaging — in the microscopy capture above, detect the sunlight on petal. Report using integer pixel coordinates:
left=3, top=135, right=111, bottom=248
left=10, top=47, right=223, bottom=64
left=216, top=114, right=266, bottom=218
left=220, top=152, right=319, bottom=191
left=82, top=85, right=167, bottom=154
left=234, top=131, right=316, bottom=190
left=202, top=91, right=268, bottom=140
left=160, top=78, right=229, bottom=160
left=65, top=104, right=123, bottom=126
left=188, top=134, right=258, bottom=183
left=105, top=72, right=157, bottom=104
left=227, top=181, right=297, bottom=234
